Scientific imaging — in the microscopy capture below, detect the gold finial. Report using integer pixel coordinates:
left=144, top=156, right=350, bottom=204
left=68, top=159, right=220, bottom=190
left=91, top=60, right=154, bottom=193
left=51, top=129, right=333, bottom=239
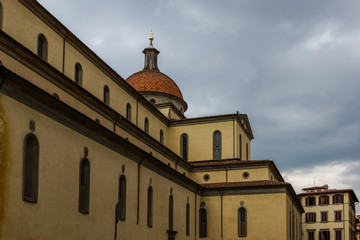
left=149, top=30, right=154, bottom=41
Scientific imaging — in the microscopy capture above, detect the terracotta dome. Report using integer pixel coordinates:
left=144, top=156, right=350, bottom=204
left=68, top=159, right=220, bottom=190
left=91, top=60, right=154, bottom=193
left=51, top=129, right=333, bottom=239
left=127, top=70, right=184, bottom=101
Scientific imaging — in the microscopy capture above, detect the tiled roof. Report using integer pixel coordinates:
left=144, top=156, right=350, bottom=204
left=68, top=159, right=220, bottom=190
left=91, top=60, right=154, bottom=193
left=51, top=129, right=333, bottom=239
left=127, top=70, right=184, bottom=100
left=201, top=180, right=289, bottom=189
left=190, top=159, right=273, bottom=167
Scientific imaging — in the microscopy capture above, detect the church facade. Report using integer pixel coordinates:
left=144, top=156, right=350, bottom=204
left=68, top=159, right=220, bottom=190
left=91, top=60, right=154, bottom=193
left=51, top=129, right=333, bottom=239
left=0, top=1, right=303, bottom=239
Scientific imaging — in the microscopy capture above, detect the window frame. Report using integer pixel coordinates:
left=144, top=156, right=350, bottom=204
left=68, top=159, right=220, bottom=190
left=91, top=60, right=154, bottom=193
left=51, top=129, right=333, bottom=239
left=186, top=203, right=190, bottom=236
left=305, top=212, right=316, bottom=223
left=238, top=207, right=247, bottom=237
left=180, top=133, right=188, bottom=161
left=213, top=130, right=222, bottom=160
left=333, top=194, right=343, bottom=204
left=126, top=103, right=131, bottom=121
left=334, top=210, right=342, bottom=221
left=306, top=196, right=316, bottom=206
left=78, top=158, right=90, bottom=214
left=321, top=211, right=328, bottom=222
left=319, top=195, right=329, bottom=205
left=103, top=85, right=110, bottom=105
left=117, top=175, right=126, bottom=221
left=199, top=207, right=207, bottom=238
left=37, top=33, right=48, bottom=61
left=147, top=186, right=153, bottom=228
left=144, top=117, right=149, bottom=133
left=169, top=194, right=174, bottom=230
left=74, top=63, right=83, bottom=86
left=22, top=133, right=40, bottom=203
left=239, top=134, right=242, bottom=160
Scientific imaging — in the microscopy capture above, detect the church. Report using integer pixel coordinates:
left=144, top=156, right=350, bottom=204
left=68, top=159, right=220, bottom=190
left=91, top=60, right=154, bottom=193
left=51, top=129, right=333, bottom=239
left=0, top=0, right=303, bottom=239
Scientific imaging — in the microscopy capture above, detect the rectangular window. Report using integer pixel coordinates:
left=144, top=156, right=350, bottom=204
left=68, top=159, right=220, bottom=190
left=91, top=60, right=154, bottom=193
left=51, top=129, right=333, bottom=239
left=333, top=194, right=344, bottom=204
left=319, top=195, right=329, bottom=205
left=335, top=230, right=342, bottom=240
left=307, top=231, right=315, bottom=240
left=306, top=197, right=316, bottom=206
left=335, top=210, right=342, bottom=221
left=305, top=212, right=316, bottom=223
left=319, top=230, right=330, bottom=240
left=321, top=212, right=328, bottom=222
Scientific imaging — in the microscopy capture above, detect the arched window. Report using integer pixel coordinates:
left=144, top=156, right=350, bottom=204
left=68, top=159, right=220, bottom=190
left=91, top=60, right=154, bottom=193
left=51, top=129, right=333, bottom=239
left=169, top=194, right=174, bottom=230
left=117, top=175, right=126, bottom=221
left=126, top=103, right=131, bottom=121
left=180, top=133, right=188, bottom=161
left=74, top=63, right=83, bottom=86
left=79, top=158, right=90, bottom=214
left=23, top=133, right=39, bottom=203
left=239, top=134, right=242, bottom=160
left=0, top=2, right=3, bottom=30
left=186, top=203, right=190, bottom=236
left=238, top=207, right=247, bottom=237
left=144, top=117, right=149, bottom=133
left=103, top=85, right=110, bottom=105
left=160, top=130, right=164, bottom=144
left=37, top=34, right=48, bottom=61
left=213, top=130, right=221, bottom=160
left=199, top=208, right=207, bottom=238
left=147, top=186, right=153, bottom=227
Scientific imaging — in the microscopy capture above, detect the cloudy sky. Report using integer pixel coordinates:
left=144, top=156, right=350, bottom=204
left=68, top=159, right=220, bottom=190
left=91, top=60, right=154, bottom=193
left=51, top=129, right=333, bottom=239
left=37, top=0, right=360, bottom=212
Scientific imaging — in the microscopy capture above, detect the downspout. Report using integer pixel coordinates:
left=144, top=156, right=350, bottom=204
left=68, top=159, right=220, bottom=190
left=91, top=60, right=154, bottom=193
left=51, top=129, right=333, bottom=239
left=137, top=159, right=143, bottom=224
left=62, top=33, right=70, bottom=74
left=220, top=189, right=224, bottom=239
left=113, top=117, right=120, bottom=133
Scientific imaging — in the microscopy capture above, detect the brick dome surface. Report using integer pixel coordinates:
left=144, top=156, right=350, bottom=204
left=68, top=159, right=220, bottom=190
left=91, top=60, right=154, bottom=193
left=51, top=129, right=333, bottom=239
left=126, top=70, right=184, bottom=100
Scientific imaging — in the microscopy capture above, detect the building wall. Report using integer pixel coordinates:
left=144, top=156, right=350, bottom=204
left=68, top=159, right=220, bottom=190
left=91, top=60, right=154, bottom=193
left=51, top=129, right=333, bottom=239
left=0, top=94, right=196, bottom=240
left=168, top=120, right=251, bottom=162
left=300, top=192, right=356, bottom=240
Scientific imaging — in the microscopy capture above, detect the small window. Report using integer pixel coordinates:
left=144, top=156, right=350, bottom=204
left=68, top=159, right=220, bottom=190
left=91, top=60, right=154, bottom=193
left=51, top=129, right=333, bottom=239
left=305, top=212, right=316, bottom=223
left=169, top=194, right=174, bottom=230
left=79, top=158, right=90, bottom=214
left=333, top=194, right=343, bottom=204
left=186, top=203, right=190, bottom=236
left=149, top=99, right=156, bottom=105
left=0, top=2, right=3, bottom=30
left=242, top=172, right=249, bottom=179
left=74, top=63, right=83, bottom=86
left=319, top=230, right=330, bottom=240
left=308, top=231, right=315, bottom=240
left=335, top=230, right=342, bottom=240
left=147, top=186, right=153, bottom=227
left=117, top=175, right=126, bottom=221
left=144, top=117, right=149, bottom=133
left=334, top=210, right=342, bottom=221
left=321, top=211, right=328, bottom=222
left=37, top=34, right=48, bottom=61
left=160, top=130, right=164, bottom=144
left=239, top=134, right=242, bottom=160
left=213, top=130, right=221, bottom=159
left=180, top=133, right=188, bottom=161
left=199, top=208, right=207, bottom=238
left=126, top=103, right=131, bottom=121
left=238, top=207, right=247, bottom=237
left=23, top=133, right=39, bottom=203
left=306, top=196, right=316, bottom=206
left=319, top=195, right=329, bottom=205
left=103, top=85, right=110, bottom=105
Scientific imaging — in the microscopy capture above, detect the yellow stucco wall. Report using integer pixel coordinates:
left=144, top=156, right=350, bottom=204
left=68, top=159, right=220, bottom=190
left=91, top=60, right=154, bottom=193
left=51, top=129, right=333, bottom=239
left=168, top=120, right=251, bottom=162
left=0, top=95, right=195, bottom=240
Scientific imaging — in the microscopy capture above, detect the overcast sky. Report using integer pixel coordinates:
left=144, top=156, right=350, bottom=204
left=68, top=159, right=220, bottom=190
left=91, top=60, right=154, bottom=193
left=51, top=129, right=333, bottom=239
left=37, top=0, right=360, bottom=212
